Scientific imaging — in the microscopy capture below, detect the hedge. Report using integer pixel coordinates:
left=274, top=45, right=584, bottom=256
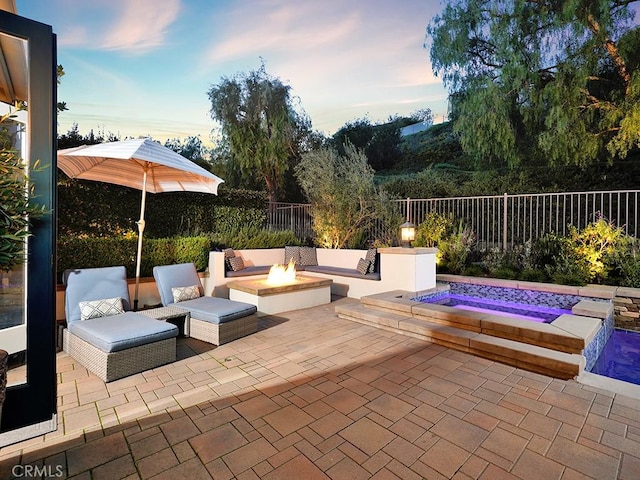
left=57, top=235, right=210, bottom=282
left=57, top=178, right=268, bottom=238
left=57, top=229, right=304, bottom=283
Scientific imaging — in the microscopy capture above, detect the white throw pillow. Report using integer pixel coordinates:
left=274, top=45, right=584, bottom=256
left=79, top=297, right=124, bottom=321
left=172, top=285, right=201, bottom=303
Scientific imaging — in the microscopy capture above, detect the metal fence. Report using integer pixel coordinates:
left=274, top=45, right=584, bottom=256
left=266, top=202, right=313, bottom=239
left=267, top=190, right=640, bottom=249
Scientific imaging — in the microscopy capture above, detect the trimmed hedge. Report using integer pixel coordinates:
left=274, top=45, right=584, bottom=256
left=205, top=227, right=303, bottom=250
left=57, top=235, right=209, bottom=282
left=57, top=229, right=303, bottom=283
left=57, top=178, right=268, bottom=237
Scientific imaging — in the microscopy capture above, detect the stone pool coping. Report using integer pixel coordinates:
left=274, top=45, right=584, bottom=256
left=436, top=274, right=619, bottom=298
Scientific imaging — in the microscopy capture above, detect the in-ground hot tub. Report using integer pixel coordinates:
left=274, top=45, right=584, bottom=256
left=420, top=292, right=572, bottom=323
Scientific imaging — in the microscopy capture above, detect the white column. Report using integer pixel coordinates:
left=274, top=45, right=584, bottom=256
left=378, top=247, right=438, bottom=293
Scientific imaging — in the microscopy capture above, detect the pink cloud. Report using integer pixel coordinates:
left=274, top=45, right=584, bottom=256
left=101, top=0, right=181, bottom=53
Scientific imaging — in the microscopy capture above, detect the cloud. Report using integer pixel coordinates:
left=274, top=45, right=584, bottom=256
left=101, top=0, right=181, bottom=53
left=54, top=0, right=181, bottom=54
left=205, top=2, right=359, bottom=63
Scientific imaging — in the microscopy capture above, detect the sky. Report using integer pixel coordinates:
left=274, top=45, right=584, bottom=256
left=16, top=0, right=448, bottom=146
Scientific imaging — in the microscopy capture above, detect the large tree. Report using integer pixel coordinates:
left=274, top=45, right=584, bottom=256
left=427, top=0, right=640, bottom=168
left=208, top=63, right=309, bottom=202
left=331, top=115, right=425, bottom=171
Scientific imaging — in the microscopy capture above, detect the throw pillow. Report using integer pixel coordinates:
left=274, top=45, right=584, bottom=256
left=299, top=246, right=318, bottom=266
left=229, top=256, right=246, bottom=271
left=79, top=297, right=124, bottom=321
left=171, top=285, right=201, bottom=303
left=356, top=258, right=371, bottom=275
left=284, top=245, right=301, bottom=264
left=365, top=248, right=377, bottom=273
left=223, top=248, right=236, bottom=270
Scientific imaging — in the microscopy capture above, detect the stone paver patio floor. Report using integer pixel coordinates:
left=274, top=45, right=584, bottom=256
left=1, top=296, right=639, bottom=479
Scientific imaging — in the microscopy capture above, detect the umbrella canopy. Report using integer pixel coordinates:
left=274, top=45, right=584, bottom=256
left=57, top=138, right=223, bottom=195
left=57, top=138, right=224, bottom=309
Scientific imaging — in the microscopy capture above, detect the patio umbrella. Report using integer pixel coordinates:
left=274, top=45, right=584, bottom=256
left=57, top=138, right=224, bottom=309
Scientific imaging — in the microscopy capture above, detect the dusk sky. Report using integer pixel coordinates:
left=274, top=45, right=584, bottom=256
left=17, top=0, right=448, bottom=146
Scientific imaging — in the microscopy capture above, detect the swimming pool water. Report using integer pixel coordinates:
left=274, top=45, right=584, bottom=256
left=420, top=293, right=572, bottom=323
left=591, top=329, right=640, bottom=386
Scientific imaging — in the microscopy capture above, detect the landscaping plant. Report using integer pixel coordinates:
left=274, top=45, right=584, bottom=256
left=412, top=211, right=454, bottom=248
left=295, top=142, right=400, bottom=248
left=0, top=110, right=47, bottom=271
left=437, top=221, right=476, bottom=274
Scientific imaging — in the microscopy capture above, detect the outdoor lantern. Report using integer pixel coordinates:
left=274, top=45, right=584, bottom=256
left=400, top=221, right=415, bottom=248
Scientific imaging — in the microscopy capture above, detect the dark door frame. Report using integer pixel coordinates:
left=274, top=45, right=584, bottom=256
left=0, top=10, right=57, bottom=441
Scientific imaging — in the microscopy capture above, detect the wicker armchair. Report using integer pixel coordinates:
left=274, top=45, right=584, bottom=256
left=153, top=263, right=258, bottom=345
left=63, top=266, right=178, bottom=382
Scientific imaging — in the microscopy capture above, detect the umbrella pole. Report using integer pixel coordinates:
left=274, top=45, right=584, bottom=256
left=134, top=168, right=148, bottom=311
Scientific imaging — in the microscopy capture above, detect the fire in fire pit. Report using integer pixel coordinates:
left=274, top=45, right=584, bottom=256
left=266, top=259, right=297, bottom=285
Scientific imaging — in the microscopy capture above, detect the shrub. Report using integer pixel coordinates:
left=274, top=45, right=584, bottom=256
left=206, top=227, right=302, bottom=250
left=482, top=247, right=505, bottom=274
left=57, top=179, right=268, bottom=238
left=531, top=233, right=564, bottom=270
left=413, top=211, right=454, bottom=248
left=544, top=236, right=590, bottom=286
left=462, top=263, right=486, bottom=277
left=611, top=237, right=640, bottom=287
left=438, top=222, right=475, bottom=274
left=493, top=266, right=518, bottom=279
left=518, top=268, right=547, bottom=283
left=568, top=216, right=626, bottom=283
left=295, top=143, right=400, bottom=248
left=0, top=110, right=48, bottom=270
left=57, top=235, right=209, bottom=282
left=483, top=242, right=534, bottom=277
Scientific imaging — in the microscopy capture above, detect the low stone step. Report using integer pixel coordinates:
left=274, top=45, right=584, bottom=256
left=470, top=334, right=584, bottom=379
left=335, top=303, right=411, bottom=329
left=336, top=301, right=585, bottom=380
left=360, top=290, right=419, bottom=316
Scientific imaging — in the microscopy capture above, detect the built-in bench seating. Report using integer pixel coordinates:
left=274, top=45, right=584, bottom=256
left=221, top=246, right=380, bottom=281
left=207, top=247, right=399, bottom=299
left=223, top=246, right=379, bottom=279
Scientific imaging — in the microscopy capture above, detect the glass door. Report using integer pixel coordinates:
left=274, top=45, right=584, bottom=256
left=0, top=109, right=29, bottom=387
left=0, top=10, right=57, bottom=446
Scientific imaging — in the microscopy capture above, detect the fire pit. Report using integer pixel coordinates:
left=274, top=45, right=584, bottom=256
left=227, top=261, right=332, bottom=315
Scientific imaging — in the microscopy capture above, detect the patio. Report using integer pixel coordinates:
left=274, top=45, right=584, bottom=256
left=1, top=296, right=639, bottom=479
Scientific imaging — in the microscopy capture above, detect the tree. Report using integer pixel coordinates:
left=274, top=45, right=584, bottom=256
left=164, top=135, right=213, bottom=170
left=295, top=142, right=402, bottom=248
left=207, top=63, right=308, bottom=203
left=331, top=116, right=408, bottom=171
left=426, top=0, right=640, bottom=168
left=57, top=123, right=120, bottom=150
